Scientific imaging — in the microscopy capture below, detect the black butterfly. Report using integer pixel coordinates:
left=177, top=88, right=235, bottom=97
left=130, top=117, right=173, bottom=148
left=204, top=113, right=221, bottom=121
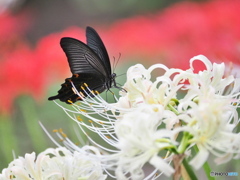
left=48, top=26, right=121, bottom=104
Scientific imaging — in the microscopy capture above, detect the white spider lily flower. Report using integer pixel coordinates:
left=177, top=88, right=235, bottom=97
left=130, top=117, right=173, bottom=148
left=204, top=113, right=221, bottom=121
left=177, top=55, right=240, bottom=102
left=184, top=89, right=240, bottom=169
left=0, top=147, right=107, bottom=180
left=118, top=64, right=183, bottom=109
left=113, top=104, right=179, bottom=179
left=52, top=103, right=179, bottom=179
left=50, top=55, right=240, bottom=178
left=176, top=55, right=240, bottom=169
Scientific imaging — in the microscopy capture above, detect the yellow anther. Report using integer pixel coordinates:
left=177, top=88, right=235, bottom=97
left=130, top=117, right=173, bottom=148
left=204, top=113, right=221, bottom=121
left=72, top=87, right=78, bottom=94
left=61, top=133, right=67, bottom=138
left=95, top=90, right=99, bottom=94
left=67, top=100, right=73, bottom=104
left=77, top=116, right=83, bottom=121
left=153, top=107, right=159, bottom=112
left=59, top=128, right=63, bottom=133
left=79, top=109, right=87, bottom=112
left=79, top=91, right=85, bottom=97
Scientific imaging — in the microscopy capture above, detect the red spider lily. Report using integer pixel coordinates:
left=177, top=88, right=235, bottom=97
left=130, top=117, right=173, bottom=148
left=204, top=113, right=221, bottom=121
left=0, top=26, right=85, bottom=113
left=0, top=11, right=30, bottom=37
left=0, top=11, right=31, bottom=56
left=0, top=47, right=41, bottom=112
left=102, top=0, right=240, bottom=69
left=0, top=11, right=32, bottom=113
left=1, top=0, right=240, bottom=112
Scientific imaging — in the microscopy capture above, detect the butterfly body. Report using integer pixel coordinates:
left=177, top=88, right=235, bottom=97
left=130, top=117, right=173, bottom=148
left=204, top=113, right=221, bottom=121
left=48, top=27, right=118, bottom=104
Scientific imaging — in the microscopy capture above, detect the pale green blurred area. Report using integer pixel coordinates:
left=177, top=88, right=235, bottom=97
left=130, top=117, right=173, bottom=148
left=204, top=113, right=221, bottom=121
left=0, top=0, right=239, bottom=179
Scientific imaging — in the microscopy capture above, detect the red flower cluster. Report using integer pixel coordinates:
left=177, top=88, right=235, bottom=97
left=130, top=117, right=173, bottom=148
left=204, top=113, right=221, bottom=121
left=0, top=12, right=30, bottom=113
left=0, top=12, right=85, bottom=113
left=1, top=0, right=239, bottom=113
left=102, top=0, right=240, bottom=69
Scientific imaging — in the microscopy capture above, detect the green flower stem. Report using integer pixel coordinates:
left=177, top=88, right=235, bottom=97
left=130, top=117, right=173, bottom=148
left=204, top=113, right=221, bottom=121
left=0, top=115, right=18, bottom=169
left=18, top=97, right=48, bottom=152
left=167, top=104, right=179, bottom=115
left=173, top=132, right=198, bottom=179
left=182, top=158, right=198, bottom=180
left=194, top=145, right=215, bottom=180
left=177, top=132, right=191, bottom=154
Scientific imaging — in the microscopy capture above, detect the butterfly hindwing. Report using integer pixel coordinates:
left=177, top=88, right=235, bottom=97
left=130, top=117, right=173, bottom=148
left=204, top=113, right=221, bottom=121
left=48, top=73, right=106, bottom=103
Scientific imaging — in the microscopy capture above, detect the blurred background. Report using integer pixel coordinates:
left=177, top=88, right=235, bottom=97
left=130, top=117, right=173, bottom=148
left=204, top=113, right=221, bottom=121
left=0, top=0, right=239, bottom=178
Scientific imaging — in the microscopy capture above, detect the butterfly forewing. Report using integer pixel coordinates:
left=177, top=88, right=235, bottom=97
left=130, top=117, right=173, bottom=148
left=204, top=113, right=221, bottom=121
left=86, top=27, right=111, bottom=76
left=60, top=37, right=108, bottom=77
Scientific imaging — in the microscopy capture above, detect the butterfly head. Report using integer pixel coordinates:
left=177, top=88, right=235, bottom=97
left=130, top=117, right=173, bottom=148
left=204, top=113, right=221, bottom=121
left=105, top=73, right=116, bottom=89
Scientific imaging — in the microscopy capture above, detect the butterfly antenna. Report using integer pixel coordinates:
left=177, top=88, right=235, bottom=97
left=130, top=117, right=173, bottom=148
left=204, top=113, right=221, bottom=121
left=112, top=53, right=121, bottom=73
left=112, top=56, right=116, bottom=73
left=116, top=72, right=126, bottom=78
left=116, top=82, right=122, bottom=86
left=113, top=81, right=127, bottom=93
